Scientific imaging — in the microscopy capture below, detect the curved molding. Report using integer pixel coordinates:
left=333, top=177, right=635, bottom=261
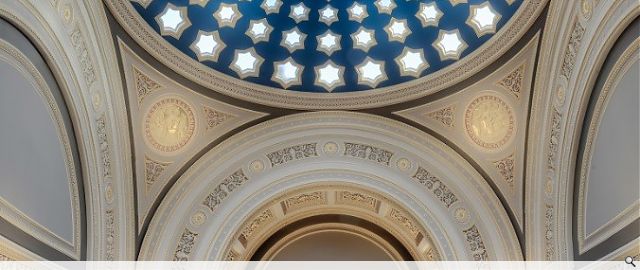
left=222, top=183, right=440, bottom=261
left=526, top=0, right=639, bottom=260
left=0, top=0, right=134, bottom=260
left=577, top=39, right=640, bottom=254
left=105, top=0, right=547, bottom=110
left=139, top=112, right=521, bottom=261
left=0, top=39, right=81, bottom=259
left=0, top=234, right=45, bottom=261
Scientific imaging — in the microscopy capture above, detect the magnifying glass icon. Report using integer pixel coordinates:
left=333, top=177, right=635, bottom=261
left=626, top=256, right=636, bottom=267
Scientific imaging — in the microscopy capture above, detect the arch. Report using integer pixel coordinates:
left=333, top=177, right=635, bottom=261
left=140, top=112, right=521, bottom=261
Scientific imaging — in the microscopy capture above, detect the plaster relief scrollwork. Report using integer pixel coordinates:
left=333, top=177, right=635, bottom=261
left=412, top=167, right=459, bottom=208
left=464, top=225, right=489, bottom=261
left=202, top=170, right=249, bottom=212
left=494, top=154, right=515, bottom=188
left=336, top=191, right=381, bottom=213
left=343, top=142, right=393, bottom=165
left=281, top=191, right=327, bottom=215
left=547, top=108, right=563, bottom=171
left=544, top=204, right=554, bottom=260
left=105, top=209, right=116, bottom=261
left=267, top=143, right=318, bottom=167
left=97, top=114, right=112, bottom=179
left=133, top=67, right=161, bottom=105
left=426, top=106, right=455, bottom=127
left=203, top=106, right=232, bottom=130
left=70, top=26, right=96, bottom=86
left=560, top=21, right=585, bottom=80
left=144, top=156, right=171, bottom=191
left=387, top=208, right=424, bottom=245
left=173, top=229, right=198, bottom=261
left=239, top=209, right=274, bottom=246
left=497, top=64, right=525, bottom=99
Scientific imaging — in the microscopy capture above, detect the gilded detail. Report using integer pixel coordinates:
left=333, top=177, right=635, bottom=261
left=267, top=143, right=318, bottom=166
left=144, top=97, right=196, bottom=152
left=413, top=167, right=458, bottom=208
left=465, top=95, right=515, bottom=149
left=343, top=142, right=394, bottom=165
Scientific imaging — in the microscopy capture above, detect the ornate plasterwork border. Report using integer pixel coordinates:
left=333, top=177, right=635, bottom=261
left=0, top=0, right=135, bottom=260
left=576, top=39, right=640, bottom=254
left=139, top=112, right=521, bottom=261
left=526, top=0, right=638, bottom=260
left=0, top=39, right=81, bottom=259
left=105, top=0, right=546, bottom=110
left=222, top=184, right=441, bottom=261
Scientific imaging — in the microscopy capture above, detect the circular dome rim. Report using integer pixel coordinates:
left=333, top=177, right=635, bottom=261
left=108, top=0, right=545, bottom=110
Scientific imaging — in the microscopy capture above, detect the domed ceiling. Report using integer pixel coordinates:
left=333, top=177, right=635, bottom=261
left=130, top=0, right=522, bottom=93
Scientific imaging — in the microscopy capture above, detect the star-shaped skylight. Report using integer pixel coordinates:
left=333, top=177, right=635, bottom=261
left=317, top=30, right=341, bottom=56
left=230, top=48, right=264, bottom=78
left=315, top=60, right=345, bottom=92
left=281, top=27, right=306, bottom=53
left=374, top=0, right=396, bottom=15
left=384, top=18, right=411, bottom=43
left=154, top=3, right=191, bottom=39
left=261, top=0, right=282, bottom=14
left=467, top=2, right=501, bottom=36
left=347, top=2, right=368, bottom=23
left=351, top=27, right=377, bottom=52
left=356, top=57, right=387, bottom=88
left=416, top=3, right=442, bottom=27
left=433, top=29, right=468, bottom=60
left=190, top=30, right=225, bottom=62
left=213, top=3, right=242, bottom=28
left=289, top=3, right=310, bottom=23
left=319, top=5, right=338, bottom=25
left=246, top=18, right=273, bottom=43
left=395, top=47, right=429, bottom=77
left=272, top=57, right=303, bottom=89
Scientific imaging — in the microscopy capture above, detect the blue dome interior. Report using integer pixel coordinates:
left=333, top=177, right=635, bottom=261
left=131, top=0, right=523, bottom=93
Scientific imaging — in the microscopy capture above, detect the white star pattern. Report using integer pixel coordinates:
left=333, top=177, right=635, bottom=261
left=273, top=57, right=303, bottom=88
left=155, top=3, right=191, bottom=39
left=230, top=48, right=264, bottom=78
left=416, top=2, right=442, bottom=27
left=466, top=2, right=501, bottom=37
left=374, top=0, right=396, bottom=15
left=347, top=2, right=368, bottom=23
left=281, top=27, right=306, bottom=53
left=317, top=30, right=341, bottom=56
left=289, top=3, right=310, bottom=23
left=433, top=29, right=468, bottom=60
left=351, top=26, right=377, bottom=52
left=319, top=5, right=338, bottom=26
left=190, top=30, right=226, bottom=62
left=384, top=18, right=411, bottom=43
left=213, top=3, right=242, bottom=28
left=356, top=57, right=387, bottom=88
left=246, top=18, right=273, bottom=43
left=315, top=60, right=345, bottom=92
left=395, top=47, right=428, bottom=77
left=261, top=0, right=282, bottom=14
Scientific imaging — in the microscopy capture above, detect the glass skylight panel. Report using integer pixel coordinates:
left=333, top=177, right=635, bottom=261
left=433, top=30, right=468, bottom=60
left=281, top=27, right=306, bottom=53
left=272, top=58, right=303, bottom=88
left=356, top=57, right=387, bottom=87
left=347, top=2, right=368, bottom=23
left=289, top=3, right=310, bottom=23
left=319, top=5, right=338, bottom=25
left=315, top=61, right=345, bottom=92
left=351, top=27, right=377, bottom=52
left=416, top=3, right=442, bottom=27
left=467, top=3, right=501, bottom=36
left=214, top=3, right=242, bottom=28
left=231, top=48, right=264, bottom=78
left=385, top=18, right=411, bottom=43
left=317, top=30, right=341, bottom=56
left=190, top=30, right=225, bottom=62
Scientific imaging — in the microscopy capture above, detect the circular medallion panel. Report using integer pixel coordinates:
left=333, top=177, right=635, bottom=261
left=144, top=97, right=196, bottom=152
left=464, top=95, right=514, bottom=149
